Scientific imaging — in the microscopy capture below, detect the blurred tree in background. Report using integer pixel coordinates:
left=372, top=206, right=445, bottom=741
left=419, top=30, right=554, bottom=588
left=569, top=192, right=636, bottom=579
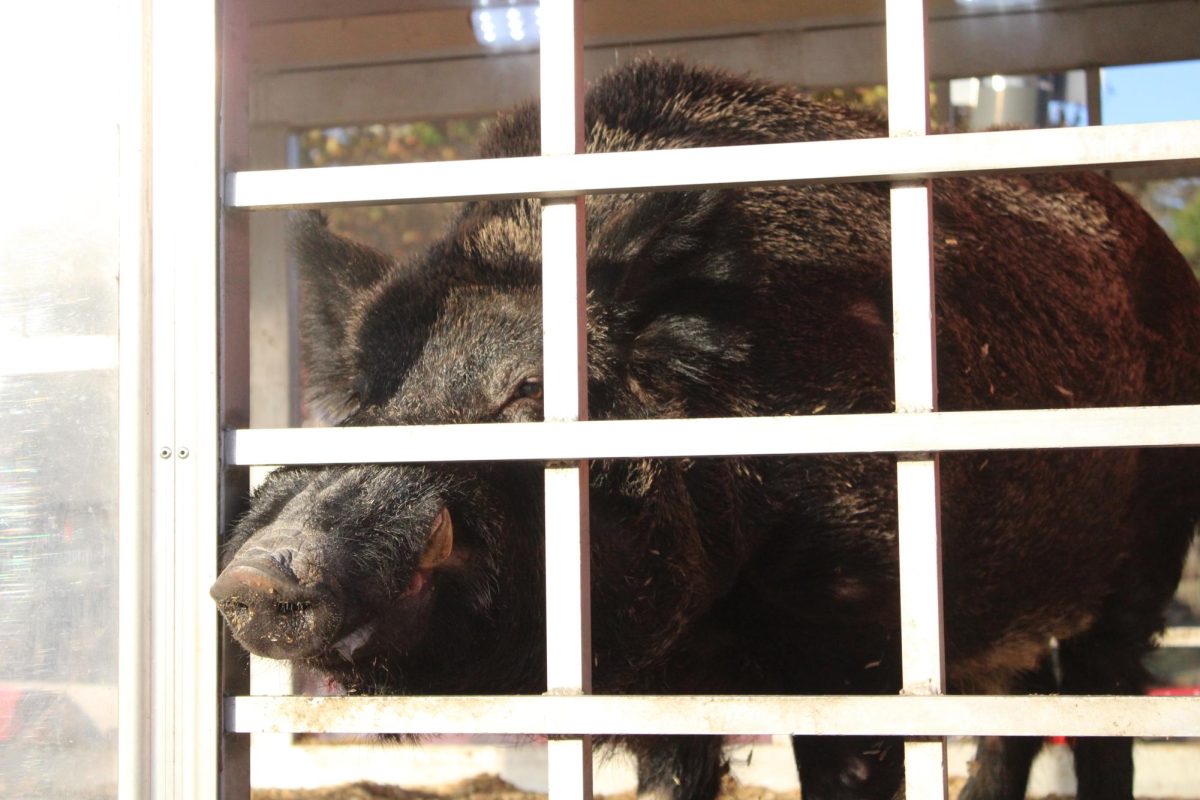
left=297, top=118, right=491, bottom=259
left=1118, top=177, right=1200, bottom=277
left=298, top=105, right=1199, bottom=283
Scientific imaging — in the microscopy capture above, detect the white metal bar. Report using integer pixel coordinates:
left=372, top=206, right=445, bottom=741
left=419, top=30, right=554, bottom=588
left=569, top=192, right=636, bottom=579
left=249, top=127, right=302, bottom=429
left=227, top=404, right=1200, bottom=465
left=896, top=460, right=946, bottom=693
left=904, top=740, right=949, bottom=798
left=541, top=198, right=588, bottom=424
left=887, top=2, right=947, bottom=795
left=117, top=1, right=152, bottom=797
left=544, top=466, right=593, bottom=694
left=227, top=121, right=1200, bottom=209
left=548, top=739, right=593, bottom=800
left=220, top=1, right=254, bottom=797
left=886, top=1, right=930, bottom=142
left=226, top=694, right=1200, bottom=738
left=1158, top=627, right=1200, bottom=648
left=890, top=184, right=937, bottom=413
left=540, top=3, right=592, bottom=799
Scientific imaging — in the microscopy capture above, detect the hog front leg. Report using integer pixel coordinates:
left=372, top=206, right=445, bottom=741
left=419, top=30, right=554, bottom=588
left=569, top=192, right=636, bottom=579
left=630, top=735, right=729, bottom=800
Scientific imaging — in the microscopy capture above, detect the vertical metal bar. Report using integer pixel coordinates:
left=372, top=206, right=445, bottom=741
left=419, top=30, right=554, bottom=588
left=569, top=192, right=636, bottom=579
left=118, top=0, right=153, bottom=796
left=150, top=0, right=236, bottom=796
left=247, top=124, right=300, bottom=782
left=245, top=124, right=300, bottom=763
left=932, top=80, right=952, bottom=132
left=1085, top=65, right=1103, bottom=127
left=540, top=2, right=592, bottom=800
left=148, top=2, right=185, bottom=794
left=220, top=0, right=253, bottom=797
left=246, top=126, right=300, bottom=779
left=886, top=1, right=948, bottom=797
left=249, top=126, right=302, bottom=430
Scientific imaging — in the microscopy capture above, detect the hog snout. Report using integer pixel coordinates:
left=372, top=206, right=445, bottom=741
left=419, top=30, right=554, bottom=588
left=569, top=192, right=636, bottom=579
left=210, top=536, right=342, bottom=660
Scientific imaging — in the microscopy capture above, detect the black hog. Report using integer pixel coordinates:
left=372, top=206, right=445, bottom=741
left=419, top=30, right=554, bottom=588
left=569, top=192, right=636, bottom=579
left=213, top=60, right=1200, bottom=800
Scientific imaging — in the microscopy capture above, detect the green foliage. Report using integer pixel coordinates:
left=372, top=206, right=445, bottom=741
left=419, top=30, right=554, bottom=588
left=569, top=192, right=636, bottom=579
left=1118, top=177, right=1200, bottom=278
left=814, top=84, right=888, bottom=111
left=297, top=118, right=491, bottom=258
left=1174, top=187, right=1200, bottom=273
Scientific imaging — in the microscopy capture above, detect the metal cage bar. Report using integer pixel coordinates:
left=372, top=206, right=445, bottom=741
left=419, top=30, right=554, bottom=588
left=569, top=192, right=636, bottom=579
left=208, top=6, right=1200, bottom=800
left=539, top=3, right=592, bottom=800
left=227, top=121, right=1200, bottom=210
left=228, top=403, right=1200, bottom=466
left=886, top=1, right=949, bottom=796
left=223, top=695, right=1200, bottom=738
left=226, top=694, right=1200, bottom=738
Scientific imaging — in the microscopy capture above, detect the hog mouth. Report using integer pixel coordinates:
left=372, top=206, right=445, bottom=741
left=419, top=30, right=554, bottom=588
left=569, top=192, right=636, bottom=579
left=314, top=505, right=457, bottom=665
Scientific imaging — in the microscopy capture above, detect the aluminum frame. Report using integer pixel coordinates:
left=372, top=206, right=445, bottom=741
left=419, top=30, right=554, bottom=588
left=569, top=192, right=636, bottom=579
left=134, top=0, right=252, bottom=797
left=206, top=2, right=1200, bottom=800
left=148, top=0, right=225, bottom=793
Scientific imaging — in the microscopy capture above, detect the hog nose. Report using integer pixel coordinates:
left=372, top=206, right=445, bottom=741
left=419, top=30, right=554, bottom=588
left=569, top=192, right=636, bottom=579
left=210, top=550, right=341, bottom=660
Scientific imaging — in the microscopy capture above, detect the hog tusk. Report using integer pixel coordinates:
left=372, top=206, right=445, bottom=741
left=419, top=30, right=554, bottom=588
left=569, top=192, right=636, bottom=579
left=417, top=506, right=454, bottom=569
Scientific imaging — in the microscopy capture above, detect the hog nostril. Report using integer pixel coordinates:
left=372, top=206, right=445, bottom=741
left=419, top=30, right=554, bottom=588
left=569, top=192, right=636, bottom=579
left=210, top=560, right=341, bottom=660
left=276, top=600, right=312, bottom=615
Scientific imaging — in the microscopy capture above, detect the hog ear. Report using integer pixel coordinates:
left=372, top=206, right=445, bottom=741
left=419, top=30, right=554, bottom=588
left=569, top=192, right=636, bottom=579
left=586, top=190, right=757, bottom=404
left=588, top=190, right=748, bottom=302
left=291, top=211, right=395, bottom=416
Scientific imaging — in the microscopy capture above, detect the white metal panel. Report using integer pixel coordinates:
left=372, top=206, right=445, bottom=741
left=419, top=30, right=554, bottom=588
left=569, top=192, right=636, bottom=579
left=226, top=694, right=1200, bottom=738
left=228, top=405, right=1200, bottom=466
left=227, top=121, right=1200, bottom=209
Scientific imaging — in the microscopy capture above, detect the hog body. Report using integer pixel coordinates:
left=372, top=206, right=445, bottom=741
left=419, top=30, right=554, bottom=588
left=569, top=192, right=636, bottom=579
left=214, top=61, right=1200, bottom=800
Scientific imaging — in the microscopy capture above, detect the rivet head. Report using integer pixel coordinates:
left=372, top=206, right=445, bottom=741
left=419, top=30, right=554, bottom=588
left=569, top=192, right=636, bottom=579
left=178, top=447, right=190, bottom=459
left=159, top=447, right=172, bottom=459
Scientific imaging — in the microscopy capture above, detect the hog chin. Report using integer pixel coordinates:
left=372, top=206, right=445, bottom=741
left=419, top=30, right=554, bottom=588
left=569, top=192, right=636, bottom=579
left=332, top=622, right=375, bottom=661
left=310, top=509, right=451, bottom=666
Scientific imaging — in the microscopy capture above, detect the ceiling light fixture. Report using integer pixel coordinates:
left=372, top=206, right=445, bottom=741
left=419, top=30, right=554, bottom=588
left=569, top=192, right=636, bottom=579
left=472, top=3, right=540, bottom=50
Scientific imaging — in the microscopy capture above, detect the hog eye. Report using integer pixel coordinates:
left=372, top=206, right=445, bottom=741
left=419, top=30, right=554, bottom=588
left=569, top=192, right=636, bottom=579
left=499, top=376, right=543, bottom=417
left=515, top=377, right=543, bottom=401
left=347, top=376, right=369, bottom=409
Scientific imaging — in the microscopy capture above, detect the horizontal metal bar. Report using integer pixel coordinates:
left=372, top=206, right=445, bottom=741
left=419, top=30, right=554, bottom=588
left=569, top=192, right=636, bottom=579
left=228, top=121, right=1200, bottom=209
left=1159, top=627, right=1200, bottom=649
left=227, top=694, right=1200, bottom=738
left=227, top=405, right=1200, bottom=466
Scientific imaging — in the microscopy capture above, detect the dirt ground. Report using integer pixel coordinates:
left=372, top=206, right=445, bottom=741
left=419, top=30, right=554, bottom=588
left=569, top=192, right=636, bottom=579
left=253, top=773, right=973, bottom=800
